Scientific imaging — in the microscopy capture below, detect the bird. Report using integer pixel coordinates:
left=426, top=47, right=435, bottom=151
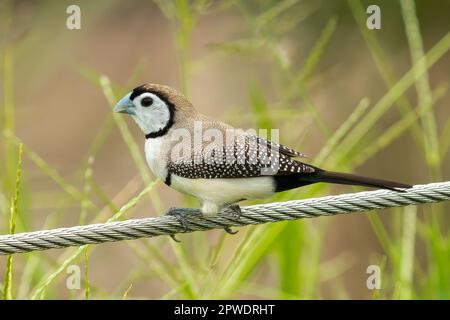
left=114, top=83, right=411, bottom=234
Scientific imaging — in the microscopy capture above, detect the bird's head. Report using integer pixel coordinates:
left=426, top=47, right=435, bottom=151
left=114, top=83, right=196, bottom=138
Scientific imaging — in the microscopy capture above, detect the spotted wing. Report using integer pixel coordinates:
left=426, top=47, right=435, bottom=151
left=256, top=136, right=307, bottom=158
left=167, top=135, right=314, bottom=179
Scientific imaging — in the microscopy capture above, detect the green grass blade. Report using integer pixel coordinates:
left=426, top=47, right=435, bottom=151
left=367, top=212, right=395, bottom=259
left=122, top=284, right=133, bottom=300
left=79, top=156, right=94, bottom=225
left=394, top=206, right=417, bottom=299
left=84, top=247, right=90, bottom=300
left=401, top=0, right=445, bottom=299
left=400, top=0, right=440, bottom=177
left=219, top=223, right=287, bottom=297
left=31, top=182, right=156, bottom=299
left=276, top=222, right=303, bottom=299
left=440, top=117, right=450, bottom=159
left=3, top=131, right=96, bottom=210
left=249, top=84, right=273, bottom=130
left=315, top=97, right=370, bottom=165
left=256, top=0, right=301, bottom=27
left=347, top=0, right=425, bottom=150
left=334, top=32, right=450, bottom=166
left=294, top=16, right=338, bottom=84
left=2, top=143, right=23, bottom=300
left=352, top=84, right=448, bottom=167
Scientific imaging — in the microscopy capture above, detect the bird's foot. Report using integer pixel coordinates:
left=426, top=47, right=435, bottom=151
left=222, top=204, right=242, bottom=234
left=165, top=207, right=202, bottom=242
left=227, top=204, right=242, bottom=219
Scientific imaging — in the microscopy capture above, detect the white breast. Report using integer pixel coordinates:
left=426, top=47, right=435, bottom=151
left=144, top=137, right=168, bottom=181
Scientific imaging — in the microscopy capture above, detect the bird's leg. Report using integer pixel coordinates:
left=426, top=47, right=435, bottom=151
left=201, top=201, right=238, bottom=235
left=165, top=207, right=202, bottom=242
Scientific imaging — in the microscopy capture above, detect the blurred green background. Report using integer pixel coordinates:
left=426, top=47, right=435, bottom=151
left=0, top=0, right=449, bottom=299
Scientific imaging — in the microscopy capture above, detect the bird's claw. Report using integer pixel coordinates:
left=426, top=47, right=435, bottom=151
left=222, top=204, right=241, bottom=234
left=165, top=207, right=201, bottom=241
left=166, top=208, right=189, bottom=231
left=227, top=204, right=242, bottom=219
left=224, top=226, right=238, bottom=234
left=166, top=206, right=241, bottom=239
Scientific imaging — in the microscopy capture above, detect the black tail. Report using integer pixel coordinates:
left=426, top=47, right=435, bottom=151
left=302, top=170, right=412, bottom=192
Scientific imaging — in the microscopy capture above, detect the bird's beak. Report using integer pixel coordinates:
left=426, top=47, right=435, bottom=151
left=113, top=93, right=136, bottom=115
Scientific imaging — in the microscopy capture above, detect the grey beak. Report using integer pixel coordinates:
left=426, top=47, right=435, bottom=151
left=113, top=93, right=136, bottom=115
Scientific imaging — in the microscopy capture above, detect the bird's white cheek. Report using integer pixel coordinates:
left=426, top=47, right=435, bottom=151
left=144, top=106, right=171, bottom=132
left=131, top=114, right=149, bottom=134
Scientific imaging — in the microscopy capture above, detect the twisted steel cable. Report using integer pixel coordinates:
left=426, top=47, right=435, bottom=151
left=0, top=181, right=449, bottom=255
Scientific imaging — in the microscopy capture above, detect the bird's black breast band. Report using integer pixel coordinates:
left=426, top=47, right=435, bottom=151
left=164, top=172, right=172, bottom=186
left=145, top=121, right=173, bottom=139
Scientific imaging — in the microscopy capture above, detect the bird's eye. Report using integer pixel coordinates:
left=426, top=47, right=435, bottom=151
left=141, top=97, right=153, bottom=107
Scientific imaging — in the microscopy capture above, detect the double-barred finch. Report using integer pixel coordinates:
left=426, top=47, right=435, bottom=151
left=114, top=84, right=411, bottom=230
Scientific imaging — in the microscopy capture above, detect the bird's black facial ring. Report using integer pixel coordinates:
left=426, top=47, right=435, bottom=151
left=144, top=91, right=175, bottom=139
left=130, top=85, right=148, bottom=101
left=141, top=97, right=153, bottom=107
